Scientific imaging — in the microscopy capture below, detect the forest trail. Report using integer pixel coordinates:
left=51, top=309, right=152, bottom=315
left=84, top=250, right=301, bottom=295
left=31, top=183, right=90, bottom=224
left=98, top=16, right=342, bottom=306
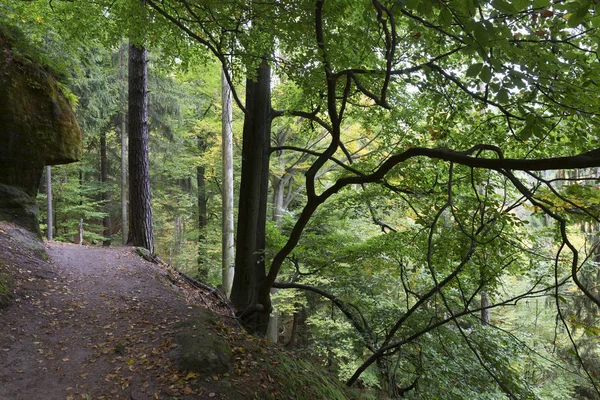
left=0, top=239, right=231, bottom=400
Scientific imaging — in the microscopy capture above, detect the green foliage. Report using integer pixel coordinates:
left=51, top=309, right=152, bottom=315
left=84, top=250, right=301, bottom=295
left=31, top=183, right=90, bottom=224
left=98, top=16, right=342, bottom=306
left=263, top=352, right=358, bottom=400
left=10, top=0, right=600, bottom=397
left=40, top=163, right=109, bottom=244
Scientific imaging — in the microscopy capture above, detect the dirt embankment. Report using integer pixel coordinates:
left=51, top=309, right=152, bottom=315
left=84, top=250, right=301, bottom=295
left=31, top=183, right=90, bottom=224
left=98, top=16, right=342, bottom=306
left=0, top=225, right=234, bottom=400
left=0, top=223, right=358, bottom=400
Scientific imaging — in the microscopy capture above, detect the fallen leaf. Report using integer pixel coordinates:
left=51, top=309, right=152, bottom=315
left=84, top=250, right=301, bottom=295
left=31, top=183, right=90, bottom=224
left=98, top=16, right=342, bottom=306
left=184, top=372, right=198, bottom=380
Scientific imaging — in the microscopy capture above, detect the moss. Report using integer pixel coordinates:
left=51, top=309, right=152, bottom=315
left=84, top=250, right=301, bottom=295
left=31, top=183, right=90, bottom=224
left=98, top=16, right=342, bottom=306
left=0, top=24, right=82, bottom=196
left=171, top=313, right=234, bottom=375
left=0, top=184, right=41, bottom=237
left=262, top=352, right=359, bottom=400
left=0, top=24, right=81, bottom=232
left=0, top=271, right=13, bottom=308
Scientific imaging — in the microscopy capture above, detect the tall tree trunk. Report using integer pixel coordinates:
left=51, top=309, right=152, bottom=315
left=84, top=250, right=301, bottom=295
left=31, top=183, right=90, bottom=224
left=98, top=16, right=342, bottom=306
left=119, top=43, right=128, bottom=245
left=221, top=69, right=235, bottom=298
left=77, top=170, right=84, bottom=245
left=230, top=58, right=272, bottom=335
left=197, top=157, right=208, bottom=280
left=127, top=42, right=154, bottom=253
left=100, top=131, right=110, bottom=246
left=46, top=165, right=52, bottom=241
left=266, top=288, right=279, bottom=343
left=481, top=289, right=491, bottom=325
left=272, top=176, right=285, bottom=223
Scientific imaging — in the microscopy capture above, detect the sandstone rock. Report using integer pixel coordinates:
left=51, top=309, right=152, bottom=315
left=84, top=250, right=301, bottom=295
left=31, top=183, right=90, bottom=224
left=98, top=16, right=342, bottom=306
left=0, top=26, right=82, bottom=234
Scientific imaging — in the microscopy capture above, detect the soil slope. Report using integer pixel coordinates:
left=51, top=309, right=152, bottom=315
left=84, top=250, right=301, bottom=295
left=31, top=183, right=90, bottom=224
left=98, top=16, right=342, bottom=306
left=0, top=224, right=357, bottom=400
left=0, top=236, right=230, bottom=400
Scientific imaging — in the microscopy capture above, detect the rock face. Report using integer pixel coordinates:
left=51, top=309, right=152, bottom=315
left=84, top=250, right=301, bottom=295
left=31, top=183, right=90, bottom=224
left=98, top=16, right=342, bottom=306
left=0, top=26, right=82, bottom=234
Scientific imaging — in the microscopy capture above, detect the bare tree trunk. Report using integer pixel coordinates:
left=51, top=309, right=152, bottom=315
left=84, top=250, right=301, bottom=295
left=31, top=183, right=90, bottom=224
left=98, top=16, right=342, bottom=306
left=221, top=69, right=235, bottom=298
left=266, top=288, right=279, bottom=343
left=100, top=131, right=110, bottom=246
left=78, top=218, right=84, bottom=245
left=197, top=160, right=208, bottom=280
left=230, top=58, right=272, bottom=335
left=119, top=43, right=128, bottom=245
left=271, top=176, right=285, bottom=222
left=46, top=166, right=52, bottom=241
left=127, top=41, right=154, bottom=253
left=481, top=289, right=491, bottom=324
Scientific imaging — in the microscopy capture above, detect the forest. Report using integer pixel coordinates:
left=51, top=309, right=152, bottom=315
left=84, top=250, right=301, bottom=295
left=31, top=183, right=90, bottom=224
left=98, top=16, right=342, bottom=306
left=2, top=0, right=600, bottom=398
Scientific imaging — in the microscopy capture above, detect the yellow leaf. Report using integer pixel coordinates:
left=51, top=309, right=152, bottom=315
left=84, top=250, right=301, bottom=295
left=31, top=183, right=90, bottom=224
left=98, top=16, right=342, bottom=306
left=184, top=372, right=198, bottom=380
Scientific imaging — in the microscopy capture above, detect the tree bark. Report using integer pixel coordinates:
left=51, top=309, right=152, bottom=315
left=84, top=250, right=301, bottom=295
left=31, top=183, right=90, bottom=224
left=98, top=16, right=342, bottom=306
left=127, top=41, right=154, bottom=253
left=271, top=175, right=286, bottom=223
left=119, top=43, right=128, bottom=245
left=100, top=131, right=110, bottom=246
left=221, top=69, right=235, bottom=298
left=230, top=58, right=273, bottom=334
left=197, top=158, right=208, bottom=280
left=481, top=289, right=490, bottom=325
left=46, top=166, right=52, bottom=241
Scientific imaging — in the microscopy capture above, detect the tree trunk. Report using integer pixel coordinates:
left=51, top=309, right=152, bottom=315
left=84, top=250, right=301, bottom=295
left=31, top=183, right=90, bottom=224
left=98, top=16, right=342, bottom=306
left=119, top=43, right=128, bottom=245
left=127, top=41, right=154, bottom=253
left=78, top=218, right=84, bottom=245
left=197, top=159, right=208, bottom=280
left=481, top=289, right=491, bottom=325
left=272, top=175, right=285, bottom=223
left=46, top=166, right=52, bottom=241
left=230, top=58, right=273, bottom=335
left=266, top=288, right=279, bottom=343
left=100, top=131, right=111, bottom=246
left=221, top=69, right=235, bottom=298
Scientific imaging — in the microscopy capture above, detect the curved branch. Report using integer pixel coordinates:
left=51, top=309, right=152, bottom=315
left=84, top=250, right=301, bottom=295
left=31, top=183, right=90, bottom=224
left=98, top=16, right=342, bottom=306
left=145, top=0, right=248, bottom=114
left=273, top=281, right=377, bottom=350
left=269, top=145, right=365, bottom=176
left=261, top=144, right=600, bottom=317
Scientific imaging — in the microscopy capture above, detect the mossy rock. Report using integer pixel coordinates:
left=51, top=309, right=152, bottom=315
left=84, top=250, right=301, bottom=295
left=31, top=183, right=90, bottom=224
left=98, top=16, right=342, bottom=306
left=4, top=224, right=45, bottom=255
left=0, top=184, right=42, bottom=237
left=0, top=35, right=82, bottom=195
left=171, top=313, right=233, bottom=375
left=0, top=24, right=81, bottom=232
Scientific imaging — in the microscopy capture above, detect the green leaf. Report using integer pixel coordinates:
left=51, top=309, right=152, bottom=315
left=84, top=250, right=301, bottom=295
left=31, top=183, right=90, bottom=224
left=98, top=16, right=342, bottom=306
left=533, top=0, right=550, bottom=7
left=492, top=0, right=519, bottom=15
left=439, top=7, right=453, bottom=26
left=512, top=0, right=530, bottom=12
left=568, top=6, right=589, bottom=27
left=584, top=326, right=600, bottom=336
left=517, top=125, right=533, bottom=140
left=466, top=62, right=483, bottom=78
left=480, top=65, right=492, bottom=83
left=473, top=23, right=490, bottom=46
left=525, top=113, right=536, bottom=126
left=496, top=88, right=510, bottom=103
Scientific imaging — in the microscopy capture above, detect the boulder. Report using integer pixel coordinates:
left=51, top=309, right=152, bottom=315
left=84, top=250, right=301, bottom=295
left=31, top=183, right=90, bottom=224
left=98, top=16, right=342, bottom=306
left=171, top=314, right=233, bottom=375
left=0, top=26, right=82, bottom=235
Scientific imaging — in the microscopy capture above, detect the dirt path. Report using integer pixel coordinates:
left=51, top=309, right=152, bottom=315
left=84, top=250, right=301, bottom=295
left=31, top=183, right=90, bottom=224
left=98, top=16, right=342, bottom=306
left=0, top=240, right=223, bottom=400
